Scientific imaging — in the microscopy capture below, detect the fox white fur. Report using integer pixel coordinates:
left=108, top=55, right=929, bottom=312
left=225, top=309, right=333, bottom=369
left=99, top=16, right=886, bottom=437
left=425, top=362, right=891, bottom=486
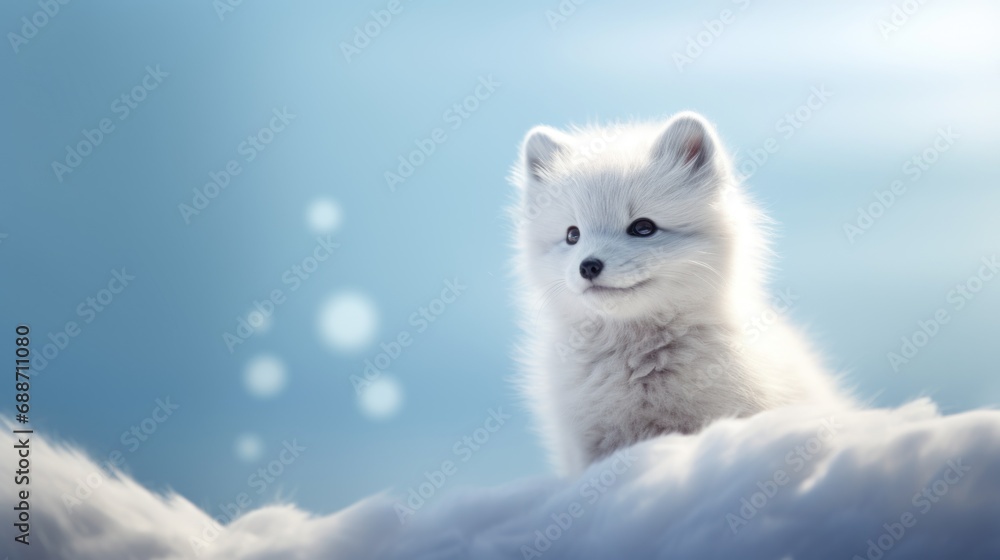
left=511, top=111, right=851, bottom=474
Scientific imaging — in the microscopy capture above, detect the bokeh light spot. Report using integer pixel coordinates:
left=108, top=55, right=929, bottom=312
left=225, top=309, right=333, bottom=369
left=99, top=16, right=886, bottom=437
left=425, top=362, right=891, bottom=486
left=234, top=433, right=264, bottom=463
left=307, top=198, right=343, bottom=234
left=243, top=354, right=288, bottom=398
left=358, top=375, right=404, bottom=421
left=318, top=292, right=378, bottom=352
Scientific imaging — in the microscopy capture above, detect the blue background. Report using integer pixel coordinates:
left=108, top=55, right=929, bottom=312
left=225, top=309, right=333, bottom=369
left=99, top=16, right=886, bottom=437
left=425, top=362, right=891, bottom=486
left=1, top=0, right=998, bottom=516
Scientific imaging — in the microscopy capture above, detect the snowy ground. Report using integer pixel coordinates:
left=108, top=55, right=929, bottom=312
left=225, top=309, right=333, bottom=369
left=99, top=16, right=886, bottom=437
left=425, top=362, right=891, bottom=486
left=4, top=399, right=1000, bottom=559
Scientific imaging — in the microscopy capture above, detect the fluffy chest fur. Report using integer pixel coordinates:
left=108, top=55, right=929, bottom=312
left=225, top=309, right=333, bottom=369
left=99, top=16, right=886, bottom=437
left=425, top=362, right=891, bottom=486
left=544, top=313, right=762, bottom=469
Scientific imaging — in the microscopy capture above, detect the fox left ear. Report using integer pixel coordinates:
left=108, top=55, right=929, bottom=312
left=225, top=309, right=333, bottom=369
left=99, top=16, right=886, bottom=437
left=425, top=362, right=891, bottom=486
left=650, top=111, right=718, bottom=172
left=522, top=126, right=571, bottom=182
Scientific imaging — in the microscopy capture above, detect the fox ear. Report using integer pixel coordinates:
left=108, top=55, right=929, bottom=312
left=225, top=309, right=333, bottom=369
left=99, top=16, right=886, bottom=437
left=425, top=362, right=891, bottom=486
left=651, top=112, right=717, bottom=172
left=522, top=126, right=570, bottom=182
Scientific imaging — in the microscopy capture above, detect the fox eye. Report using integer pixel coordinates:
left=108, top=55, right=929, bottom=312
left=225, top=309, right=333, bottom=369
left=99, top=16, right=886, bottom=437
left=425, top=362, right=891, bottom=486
left=627, top=218, right=657, bottom=237
left=566, top=226, right=580, bottom=245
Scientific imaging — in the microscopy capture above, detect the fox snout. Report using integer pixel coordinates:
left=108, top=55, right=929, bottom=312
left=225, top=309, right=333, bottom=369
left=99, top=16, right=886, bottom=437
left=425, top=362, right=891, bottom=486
left=579, top=258, right=604, bottom=280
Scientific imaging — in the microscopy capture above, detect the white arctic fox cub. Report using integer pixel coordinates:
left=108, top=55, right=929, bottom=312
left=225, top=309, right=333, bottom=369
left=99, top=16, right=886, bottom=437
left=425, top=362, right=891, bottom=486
left=511, top=111, right=851, bottom=474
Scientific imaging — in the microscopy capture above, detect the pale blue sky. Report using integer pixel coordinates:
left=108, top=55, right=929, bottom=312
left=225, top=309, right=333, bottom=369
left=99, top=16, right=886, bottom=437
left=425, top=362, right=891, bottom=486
left=1, top=0, right=998, bottom=515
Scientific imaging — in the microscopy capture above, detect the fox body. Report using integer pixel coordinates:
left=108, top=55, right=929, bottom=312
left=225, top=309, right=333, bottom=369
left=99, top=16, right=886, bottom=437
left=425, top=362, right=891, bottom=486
left=511, top=112, right=849, bottom=474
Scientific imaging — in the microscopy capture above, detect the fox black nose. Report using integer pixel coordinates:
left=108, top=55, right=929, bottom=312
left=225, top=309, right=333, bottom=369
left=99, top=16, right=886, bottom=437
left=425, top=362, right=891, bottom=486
left=579, top=258, right=604, bottom=280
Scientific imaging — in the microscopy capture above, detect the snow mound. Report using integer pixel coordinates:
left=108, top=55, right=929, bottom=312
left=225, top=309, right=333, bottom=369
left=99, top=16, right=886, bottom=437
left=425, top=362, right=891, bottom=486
left=4, top=400, right=1000, bottom=559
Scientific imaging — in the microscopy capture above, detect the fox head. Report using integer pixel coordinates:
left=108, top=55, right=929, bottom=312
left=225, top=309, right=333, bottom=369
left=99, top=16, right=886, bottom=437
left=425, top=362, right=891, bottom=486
left=512, top=112, right=760, bottom=321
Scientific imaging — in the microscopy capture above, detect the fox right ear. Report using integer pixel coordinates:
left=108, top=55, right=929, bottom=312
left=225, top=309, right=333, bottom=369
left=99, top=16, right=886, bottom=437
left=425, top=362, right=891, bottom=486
left=522, top=126, right=569, bottom=182
left=651, top=112, right=718, bottom=172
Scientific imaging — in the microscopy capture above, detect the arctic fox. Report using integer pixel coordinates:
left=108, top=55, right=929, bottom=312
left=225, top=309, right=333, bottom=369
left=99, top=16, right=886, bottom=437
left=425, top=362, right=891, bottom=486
left=511, top=111, right=850, bottom=474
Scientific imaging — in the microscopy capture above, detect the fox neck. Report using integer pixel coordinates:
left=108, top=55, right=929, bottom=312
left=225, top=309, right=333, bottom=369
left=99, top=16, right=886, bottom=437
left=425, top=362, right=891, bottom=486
left=555, top=295, right=744, bottom=381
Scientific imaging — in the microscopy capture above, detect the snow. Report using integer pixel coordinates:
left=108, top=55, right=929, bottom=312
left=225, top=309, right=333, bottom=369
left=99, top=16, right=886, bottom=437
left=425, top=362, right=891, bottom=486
left=4, top=399, right=1000, bottom=559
